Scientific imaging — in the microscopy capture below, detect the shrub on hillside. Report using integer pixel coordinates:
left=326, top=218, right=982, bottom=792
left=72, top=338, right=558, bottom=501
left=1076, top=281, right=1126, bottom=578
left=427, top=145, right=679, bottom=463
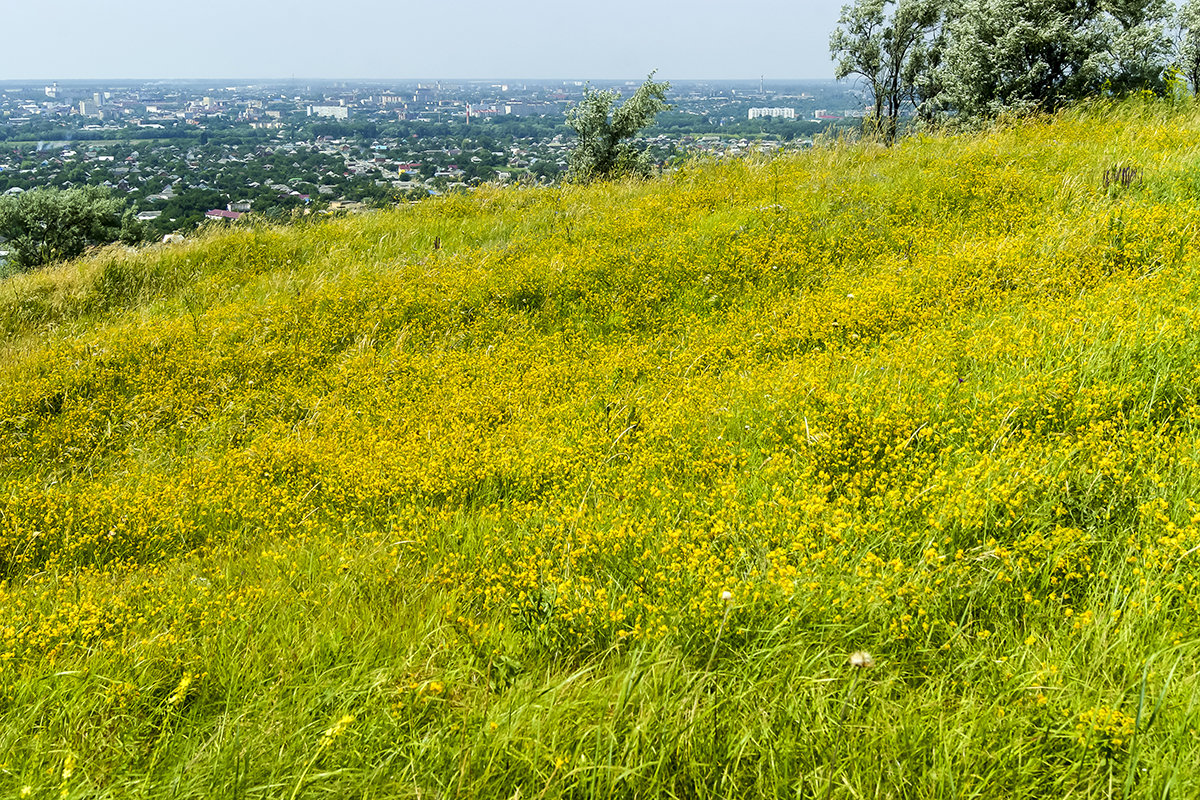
left=565, top=74, right=670, bottom=183
left=0, top=186, right=123, bottom=271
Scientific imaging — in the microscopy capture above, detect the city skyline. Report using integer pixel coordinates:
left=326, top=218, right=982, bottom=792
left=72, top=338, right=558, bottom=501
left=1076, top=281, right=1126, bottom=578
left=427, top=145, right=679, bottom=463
left=3, top=0, right=845, bottom=82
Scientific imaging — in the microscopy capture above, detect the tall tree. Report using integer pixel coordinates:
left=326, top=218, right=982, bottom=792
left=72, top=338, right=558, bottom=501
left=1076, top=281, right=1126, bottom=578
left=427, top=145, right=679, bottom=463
left=830, top=0, right=942, bottom=143
left=565, top=74, right=670, bottom=183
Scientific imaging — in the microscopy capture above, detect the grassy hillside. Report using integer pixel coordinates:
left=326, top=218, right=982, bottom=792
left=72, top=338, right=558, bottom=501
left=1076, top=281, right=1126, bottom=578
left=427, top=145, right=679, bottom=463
left=5, top=97, right=1200, bottom=798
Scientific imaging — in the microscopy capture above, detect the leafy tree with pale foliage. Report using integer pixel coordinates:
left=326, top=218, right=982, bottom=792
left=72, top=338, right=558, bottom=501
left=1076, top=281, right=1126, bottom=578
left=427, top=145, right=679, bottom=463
left=938, top=0, right=1111, bottom=118
left=565, top=74, right=670, bottom=183
left=0, top=186, right=122, bottom=271
left=1101, top=0, right=1174, bottom=95
left=937, top=0, right=1173, bottom=118
left=832, top=0, right=1176, bottom=132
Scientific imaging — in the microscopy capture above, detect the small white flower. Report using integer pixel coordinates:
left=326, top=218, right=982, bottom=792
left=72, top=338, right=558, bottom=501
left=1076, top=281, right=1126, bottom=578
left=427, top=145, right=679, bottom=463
left=720, top=590, right=732, bottom=601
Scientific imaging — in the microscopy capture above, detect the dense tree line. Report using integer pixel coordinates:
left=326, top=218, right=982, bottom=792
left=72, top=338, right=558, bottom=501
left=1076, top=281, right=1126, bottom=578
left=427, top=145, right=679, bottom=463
left=830, top=0, right=1200, bottom=142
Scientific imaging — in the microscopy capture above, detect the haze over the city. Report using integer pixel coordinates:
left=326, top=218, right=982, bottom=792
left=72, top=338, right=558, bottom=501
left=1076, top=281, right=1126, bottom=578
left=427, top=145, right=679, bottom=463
left=3, top=0, right=844, bottom=81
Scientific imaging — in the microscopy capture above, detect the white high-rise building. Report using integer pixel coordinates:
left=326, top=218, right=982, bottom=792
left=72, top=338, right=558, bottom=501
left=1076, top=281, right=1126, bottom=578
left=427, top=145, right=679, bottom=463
left=748, top=107, right=796, bottom=120
left=307, top=105, right=350, bottom=120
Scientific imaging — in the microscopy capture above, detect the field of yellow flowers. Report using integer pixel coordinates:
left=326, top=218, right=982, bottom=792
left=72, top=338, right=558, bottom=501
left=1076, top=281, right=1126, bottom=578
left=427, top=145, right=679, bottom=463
left=3, top=97, right=1200, bottom=798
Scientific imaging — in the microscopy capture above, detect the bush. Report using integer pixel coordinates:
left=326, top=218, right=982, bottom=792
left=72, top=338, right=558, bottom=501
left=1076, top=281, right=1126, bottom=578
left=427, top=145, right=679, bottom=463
left=565, top=74, right=670, bottom=183
left=0, top=186, right=123, bottom=271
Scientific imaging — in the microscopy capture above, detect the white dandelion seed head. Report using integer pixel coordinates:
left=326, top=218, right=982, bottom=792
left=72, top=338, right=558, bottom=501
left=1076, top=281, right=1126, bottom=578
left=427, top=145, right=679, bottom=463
left=849, top=650, right=875, bottom=668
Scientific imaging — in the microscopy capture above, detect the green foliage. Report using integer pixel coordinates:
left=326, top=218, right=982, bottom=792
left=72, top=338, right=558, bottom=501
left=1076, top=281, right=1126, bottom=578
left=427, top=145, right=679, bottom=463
left=939, top=0, right=1105, bottom=118
left=830, top=0, right=944, bottom=143
left=1180, top=0, right=1200, bottom=94
left=1103, top=0, right=1175, bottom=94
left=833, top=0, right=1177, bottom=129
left=0, top=186, right=122, bottom=271
left=119, top=209, right=146, bottom=246
left=565, top=74, right=670, bottom=182
left=939, top=0, right=1174, bottom=118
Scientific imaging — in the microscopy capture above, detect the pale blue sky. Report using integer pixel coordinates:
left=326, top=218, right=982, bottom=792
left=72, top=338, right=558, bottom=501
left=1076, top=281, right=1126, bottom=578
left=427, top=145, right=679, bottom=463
left=2, top=0, right=846, bottom=81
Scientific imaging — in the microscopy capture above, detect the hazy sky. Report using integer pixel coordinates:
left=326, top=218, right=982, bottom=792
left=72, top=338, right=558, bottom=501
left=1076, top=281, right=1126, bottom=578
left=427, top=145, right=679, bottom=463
left=3, top=0, right=846, bottom=82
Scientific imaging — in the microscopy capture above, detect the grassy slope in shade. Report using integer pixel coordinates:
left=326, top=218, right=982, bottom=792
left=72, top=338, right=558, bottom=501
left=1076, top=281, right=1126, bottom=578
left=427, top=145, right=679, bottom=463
left=4, top=97, right=1200, bottom=798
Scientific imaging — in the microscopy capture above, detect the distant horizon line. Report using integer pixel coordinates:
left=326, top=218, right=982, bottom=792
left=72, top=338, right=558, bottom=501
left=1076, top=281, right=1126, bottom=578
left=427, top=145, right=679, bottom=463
left=3, top=76, right=840, bottom=85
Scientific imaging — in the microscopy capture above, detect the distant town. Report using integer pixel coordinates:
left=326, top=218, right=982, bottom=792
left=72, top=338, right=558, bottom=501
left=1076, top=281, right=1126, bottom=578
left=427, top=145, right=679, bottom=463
left=0, top=78, right=864, bottom=243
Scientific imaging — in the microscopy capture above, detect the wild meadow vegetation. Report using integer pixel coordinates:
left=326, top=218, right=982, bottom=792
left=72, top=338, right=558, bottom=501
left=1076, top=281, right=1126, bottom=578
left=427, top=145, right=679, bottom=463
left=5, top=97, right=1200, bottom=798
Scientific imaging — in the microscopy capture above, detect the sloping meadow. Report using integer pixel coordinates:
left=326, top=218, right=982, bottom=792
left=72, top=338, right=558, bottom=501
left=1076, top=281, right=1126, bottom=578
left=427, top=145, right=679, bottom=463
left=4, top=98, right=1200, bottom=796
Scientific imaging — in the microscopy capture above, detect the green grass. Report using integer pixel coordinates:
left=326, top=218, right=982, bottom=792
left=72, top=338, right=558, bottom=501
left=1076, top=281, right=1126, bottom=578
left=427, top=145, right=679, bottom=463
left=4, top=97, right=1200, bottom=797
